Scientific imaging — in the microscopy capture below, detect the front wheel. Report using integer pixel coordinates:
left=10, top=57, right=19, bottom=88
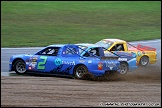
left=139, top=56, right=149, bottom=66
left=74, top=65, right=88, bottom=79
left=14, top=60, right=27, bottom=74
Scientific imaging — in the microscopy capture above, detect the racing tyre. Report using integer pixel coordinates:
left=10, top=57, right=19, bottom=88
left=139, top=56, right=149, bottom=66
left=74, top=65, right=88, bottom=79
left=14, top=60, right=27, bottom=74
left=119, top=62, right=128, bottom=75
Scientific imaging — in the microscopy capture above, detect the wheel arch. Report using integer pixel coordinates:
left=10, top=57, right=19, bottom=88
left=139, top=55, right=149, bottom=66
left=120, top=61, right=129, bottom=67
left=12, top=58, right=25, bottom=71
left=72, top=64, right=88, bottom=75
left=73, top=63, right=88, bottom=74
left=140, top=55, right=149, bottom=60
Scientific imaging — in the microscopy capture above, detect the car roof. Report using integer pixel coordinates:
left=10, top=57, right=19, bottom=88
left=76, top=43, right=100, bottom=48
left=48, top=44, right=64, bottom=47
left=102, top=38, right=126, bottom=43
left=47, top=44, right=70, bottom=47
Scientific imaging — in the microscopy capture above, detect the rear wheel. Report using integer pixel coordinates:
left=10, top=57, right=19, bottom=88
left=74, top=65, right=88, bottom=79
left=139, top=56, right=149, bottom=66
left=14, top=60, right=26, bottom=74
left=119, top=62, right=128, bottom=75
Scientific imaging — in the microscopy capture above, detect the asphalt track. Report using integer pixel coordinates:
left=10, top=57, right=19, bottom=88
left=1, top=39, right=161, bottom=107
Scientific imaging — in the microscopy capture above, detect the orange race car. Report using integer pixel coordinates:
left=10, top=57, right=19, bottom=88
left=95, top=39, right=157, bottom=66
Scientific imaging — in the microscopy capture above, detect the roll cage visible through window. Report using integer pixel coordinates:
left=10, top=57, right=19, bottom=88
left=110, top=44, right=124, bottom=51
left=83, top=48, right=100, bottom=57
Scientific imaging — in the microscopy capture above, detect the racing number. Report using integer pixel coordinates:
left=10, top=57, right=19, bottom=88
left=37, top=56, right=47, bottom=70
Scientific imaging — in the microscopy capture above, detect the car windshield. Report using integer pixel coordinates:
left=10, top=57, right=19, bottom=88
left=95, top=40, right=113, bottom=50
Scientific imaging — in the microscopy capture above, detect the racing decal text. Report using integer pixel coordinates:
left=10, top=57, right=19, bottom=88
left=54, top=58, right=75, bottom=66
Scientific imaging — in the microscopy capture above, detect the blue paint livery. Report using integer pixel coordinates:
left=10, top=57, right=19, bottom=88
left=76, top=43, right=138, bottom=73
left=9, top=44, right=120, bottom=78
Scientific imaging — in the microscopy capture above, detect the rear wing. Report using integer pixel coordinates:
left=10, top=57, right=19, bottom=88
left=137, top=44, right=156, bottom=51
left=127, top=42, right=156, bottom=51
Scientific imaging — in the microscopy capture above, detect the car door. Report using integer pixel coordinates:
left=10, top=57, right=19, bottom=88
left=54, top=45, right=79, bottom=75
left=33, top=47, right=60, bottom=73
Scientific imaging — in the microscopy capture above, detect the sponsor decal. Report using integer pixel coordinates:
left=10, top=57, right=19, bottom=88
left=25, top=54, right=32, bottom=57
left=98, top=62, right=103, bottom=70
left=54, top=58, right=76, bottom=66
left=109, top=67, right=113, bottom=70
left=29, top=62, right=37, bottom=69
left=32, top=57, right=38, bottom=62
left=105, top=61, right=117, bottom=67
left=13, top=55, right=23, bottom=58
left=55, top=58, right=62, bottom=66
left=62, top=61, right=75, bottom=65
left=118, top=58, right=127, bottom=61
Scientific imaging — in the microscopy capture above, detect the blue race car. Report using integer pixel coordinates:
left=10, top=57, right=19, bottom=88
left=76, top=43, right=138, bottom=75
left=9, top=44, right=120, bottom=79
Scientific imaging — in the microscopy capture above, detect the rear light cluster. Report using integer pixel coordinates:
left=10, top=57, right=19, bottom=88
left=98, top=62, right=103, bottom=70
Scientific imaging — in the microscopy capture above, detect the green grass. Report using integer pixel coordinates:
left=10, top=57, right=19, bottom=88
left=1, top=1, right=161, bottom=47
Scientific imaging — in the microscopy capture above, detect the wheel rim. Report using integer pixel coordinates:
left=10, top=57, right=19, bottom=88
left=141, top=57, right=149, bottom=66
left=120, top=63, right=128, bottom=74
left=16, top=61, right=26, bottom=73
left=75, top=66, right=87, bottom=78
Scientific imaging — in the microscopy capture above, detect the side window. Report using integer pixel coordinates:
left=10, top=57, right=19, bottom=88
left=39, top=47, right=60, bottom=56
left=51, top=48, right=59, bottom=56
left=110, top=45, right=116, bottom=51
left=65, top=47, right=77, bottom=55
left=83, top=52, right=90, bottom=57
left=42, top=48, right=54, bottom=55
left=116, top=44, right=124, bottom=51
left=110, top=44, right=124, bottom=51
left=90, top=49, right=97, bottom=55
left=89, top=48, right=100, bottom=57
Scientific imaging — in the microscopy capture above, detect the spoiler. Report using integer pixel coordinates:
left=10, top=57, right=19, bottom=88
left=137, top=44, right=156, bottom=51
left=127, top=42, right=156, bottom=51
